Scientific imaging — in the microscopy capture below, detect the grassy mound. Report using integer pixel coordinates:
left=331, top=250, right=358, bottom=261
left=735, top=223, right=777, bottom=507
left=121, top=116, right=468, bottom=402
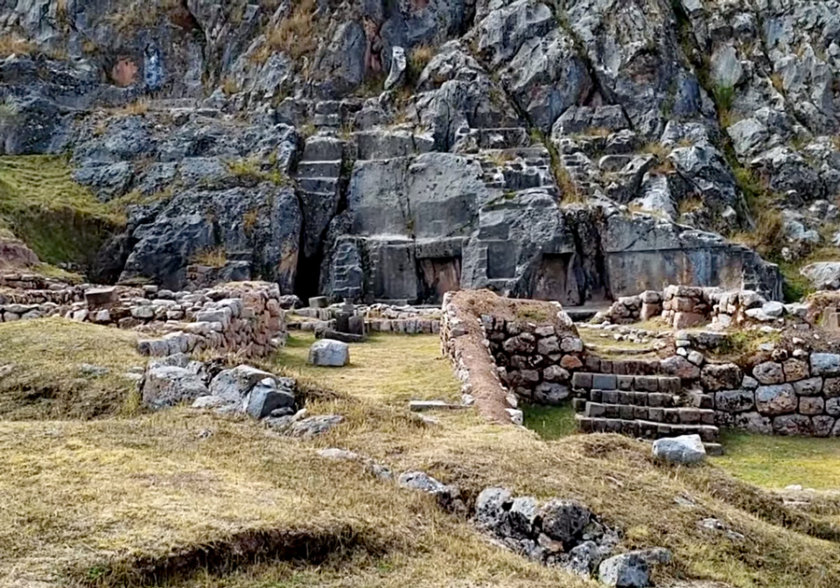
left=1, top=328, right=840, bottom=586
left=0, top=156, right=125, bottom=266
left=0, top=318, right=144, bottom=419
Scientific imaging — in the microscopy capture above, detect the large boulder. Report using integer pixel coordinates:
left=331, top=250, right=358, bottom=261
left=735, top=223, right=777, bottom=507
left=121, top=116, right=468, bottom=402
left=598, top=552, right=650, bottom=588
left=652, top=434, right=706, bottom=465
left=142, top=360, right=209, bottom=409
left=801, top=262, right=840, bottom=290
left=308, top=339, right=350, bottom=367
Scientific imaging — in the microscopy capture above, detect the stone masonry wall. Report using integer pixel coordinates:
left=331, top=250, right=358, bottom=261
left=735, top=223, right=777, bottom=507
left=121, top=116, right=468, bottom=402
left=0, top=276, right=286, bottom=359
left=442, top=289, right=840, bottom=438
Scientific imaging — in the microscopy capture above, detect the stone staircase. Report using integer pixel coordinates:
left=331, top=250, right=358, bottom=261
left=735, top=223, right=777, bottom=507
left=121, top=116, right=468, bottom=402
left=478, top=146, right=560, bottom=198
left=295, top=135, right=349, bottom=259
left=571, top=371, right=722, bottom=451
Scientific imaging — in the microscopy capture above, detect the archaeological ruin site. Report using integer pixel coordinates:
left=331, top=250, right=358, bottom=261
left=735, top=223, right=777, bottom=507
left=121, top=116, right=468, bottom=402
left=5, top=0, right=840, bottom=586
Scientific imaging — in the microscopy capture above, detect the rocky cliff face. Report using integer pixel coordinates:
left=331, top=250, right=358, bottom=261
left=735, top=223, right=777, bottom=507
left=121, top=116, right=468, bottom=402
left=3, top=0, right=839, bottom=303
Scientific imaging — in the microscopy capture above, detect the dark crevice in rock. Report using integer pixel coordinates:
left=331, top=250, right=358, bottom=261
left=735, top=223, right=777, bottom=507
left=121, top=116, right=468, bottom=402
left=668, top=0, right=754, bottom=229
left=549, top=1, right=633, bottom=131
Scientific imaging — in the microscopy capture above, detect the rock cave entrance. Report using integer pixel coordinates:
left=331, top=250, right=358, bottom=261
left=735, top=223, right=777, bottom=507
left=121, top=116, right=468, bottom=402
left=418, top=256, right=462, bottom=303
left=532, top=253, right=583, bottom=306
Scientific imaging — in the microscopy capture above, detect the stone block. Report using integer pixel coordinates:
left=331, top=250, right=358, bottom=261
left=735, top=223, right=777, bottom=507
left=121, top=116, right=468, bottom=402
left=308, top=339, right=350, bottom=367
left=753, top=361, right=784, bottom=385
left=782, top=359, right=810, bottom=382
left=793, top=377, right=823, bottom=396
left=592, top=373, right=617, bottom=390
left=799, top=396, right=824, bottom=415
left=811, top=353, right=840, bottom=376
left=714, top=389, right=754, bottom=413
left=755, top=384, right=797, bottom=416
left=772, top=414, right=813, bottom=436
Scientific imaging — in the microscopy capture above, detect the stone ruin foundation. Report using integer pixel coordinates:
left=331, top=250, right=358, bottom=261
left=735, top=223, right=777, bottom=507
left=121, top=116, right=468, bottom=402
left=441, top=289, right=840, bottom=442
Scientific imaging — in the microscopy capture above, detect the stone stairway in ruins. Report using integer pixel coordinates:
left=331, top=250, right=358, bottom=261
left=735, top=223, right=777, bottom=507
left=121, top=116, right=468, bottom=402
left=571, top=371, right=722, bottom=452
left=479, top=146, right=558, bottom=198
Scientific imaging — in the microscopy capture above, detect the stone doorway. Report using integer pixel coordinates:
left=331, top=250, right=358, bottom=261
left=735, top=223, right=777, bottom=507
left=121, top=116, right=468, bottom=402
left=418, top=257, right=461, bottom=302
left=532, top=253, right=583, bottom=306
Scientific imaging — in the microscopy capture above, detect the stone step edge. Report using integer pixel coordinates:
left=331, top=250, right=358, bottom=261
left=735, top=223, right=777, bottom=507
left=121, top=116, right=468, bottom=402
left=575, top=390, right=682, bottom=408
left=572, top=372, right=682, bottom=393
left=583, top=402, right=716, bottom=426
left=575, top=415, right=719, bottom=442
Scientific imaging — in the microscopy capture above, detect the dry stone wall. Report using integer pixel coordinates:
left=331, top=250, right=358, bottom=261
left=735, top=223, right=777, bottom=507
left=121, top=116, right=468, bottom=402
left=603, top=285, right=808, bottom=329
left=442, top=289, right=840, bottom=438
left=0, top=275, right=286, bottom=359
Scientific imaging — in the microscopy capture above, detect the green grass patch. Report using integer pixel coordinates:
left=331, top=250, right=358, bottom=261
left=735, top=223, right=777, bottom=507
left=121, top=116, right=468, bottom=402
left=715, top=429, right=840, bottom=490
left=271, top=332, right=461, bottom=405
left=0, top=155, right=125, bottom=265
left=522, top=403, right=578, bottom=440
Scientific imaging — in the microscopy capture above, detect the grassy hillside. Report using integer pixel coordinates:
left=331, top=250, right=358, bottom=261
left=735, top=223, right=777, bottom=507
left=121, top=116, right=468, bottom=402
left=1, top=330, right=840, bottom=586
left=0, top=318, right=143, bottom=419
left=0, top=155, right=125, bottom=266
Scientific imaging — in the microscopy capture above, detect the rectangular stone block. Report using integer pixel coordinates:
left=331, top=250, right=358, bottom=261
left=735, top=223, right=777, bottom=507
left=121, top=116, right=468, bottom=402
left=585, top=403, right=606, bottom=418
left=572, top=398, right=587, bottom=412
left=602, top=390, right=619, bottom=404
left=571, top=372, right=593, bottom=389
left=617, top=375, right=634, bottom=390
left=619, top=405, right=635, bottom=420
left=617, top=391, right=632, bottom=405
left=634, top=376, right=659, bottom=392
left=659, top=377, right=682, bottom=394
left=592, top=374, right=617, bottom=390
left=678, top=408, right=702, bottom=424
left=632, top=391, right=649, bottom=406
left=590, top=389, right=603, bottom=403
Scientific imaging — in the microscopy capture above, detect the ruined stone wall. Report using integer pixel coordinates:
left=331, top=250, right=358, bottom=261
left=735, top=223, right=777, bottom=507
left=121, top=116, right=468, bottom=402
left=442, top=289, right=840, bottom=438
left=689, top=351, right=840, bottom=437
left=0, top=278, right=286, bottom=359
left=604, top=285, right=807, bottom=329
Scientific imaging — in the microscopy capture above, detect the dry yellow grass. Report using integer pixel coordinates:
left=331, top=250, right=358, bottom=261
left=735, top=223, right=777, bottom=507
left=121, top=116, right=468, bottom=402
left=0, top=318, right=143, bottom=419
left=0, top=34, right=35, bottom=57
left=190, top=247, right=228, bottom=269
left=1, top=329, right=840, bottom=586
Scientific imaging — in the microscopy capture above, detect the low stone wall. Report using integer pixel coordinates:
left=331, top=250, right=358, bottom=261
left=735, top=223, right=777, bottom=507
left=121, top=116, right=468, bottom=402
left=603, top=285, right=808, bottom=329
left=484, top=315, right=586, bottom=405
left=290, top=303, right=441, bottom=334
left=690, top=351, right=840, bottom=437
left=440, top=291, right=526, bottom=424
left=0, top=277, right=287, bottom=359
left=442, top=290, right=840, bottom=438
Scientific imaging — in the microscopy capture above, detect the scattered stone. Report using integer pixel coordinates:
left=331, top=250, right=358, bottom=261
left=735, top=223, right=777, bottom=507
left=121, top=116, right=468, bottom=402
left=652, top=434, right=706, bottom=465
left=308, top=339, right=350, bottom=367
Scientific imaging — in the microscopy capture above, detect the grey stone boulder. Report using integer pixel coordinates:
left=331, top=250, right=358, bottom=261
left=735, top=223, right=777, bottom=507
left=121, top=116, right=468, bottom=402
left=652, top=434, right=706, bottom=465
left=209, top=365, right=277, bottom=404
left=285, top=414, right=344, bottom=438
left=142, top=364, right=209, bottom=410
left=755, top=384, right=797, bottom=415
left=244, top=377, right=296, bottom=419
left=539, top=499, right=592, bottom=545
left=801, top=263, right=840, bottom=290
left=598, top=552, right=650, bottom=587
left=475, top=487, right=513, bottom=531
left=308, top=339, right=350, bottom=367
left=811, top=353, right=840, bottom=377
left=398, top=471, right=461, bottom=511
